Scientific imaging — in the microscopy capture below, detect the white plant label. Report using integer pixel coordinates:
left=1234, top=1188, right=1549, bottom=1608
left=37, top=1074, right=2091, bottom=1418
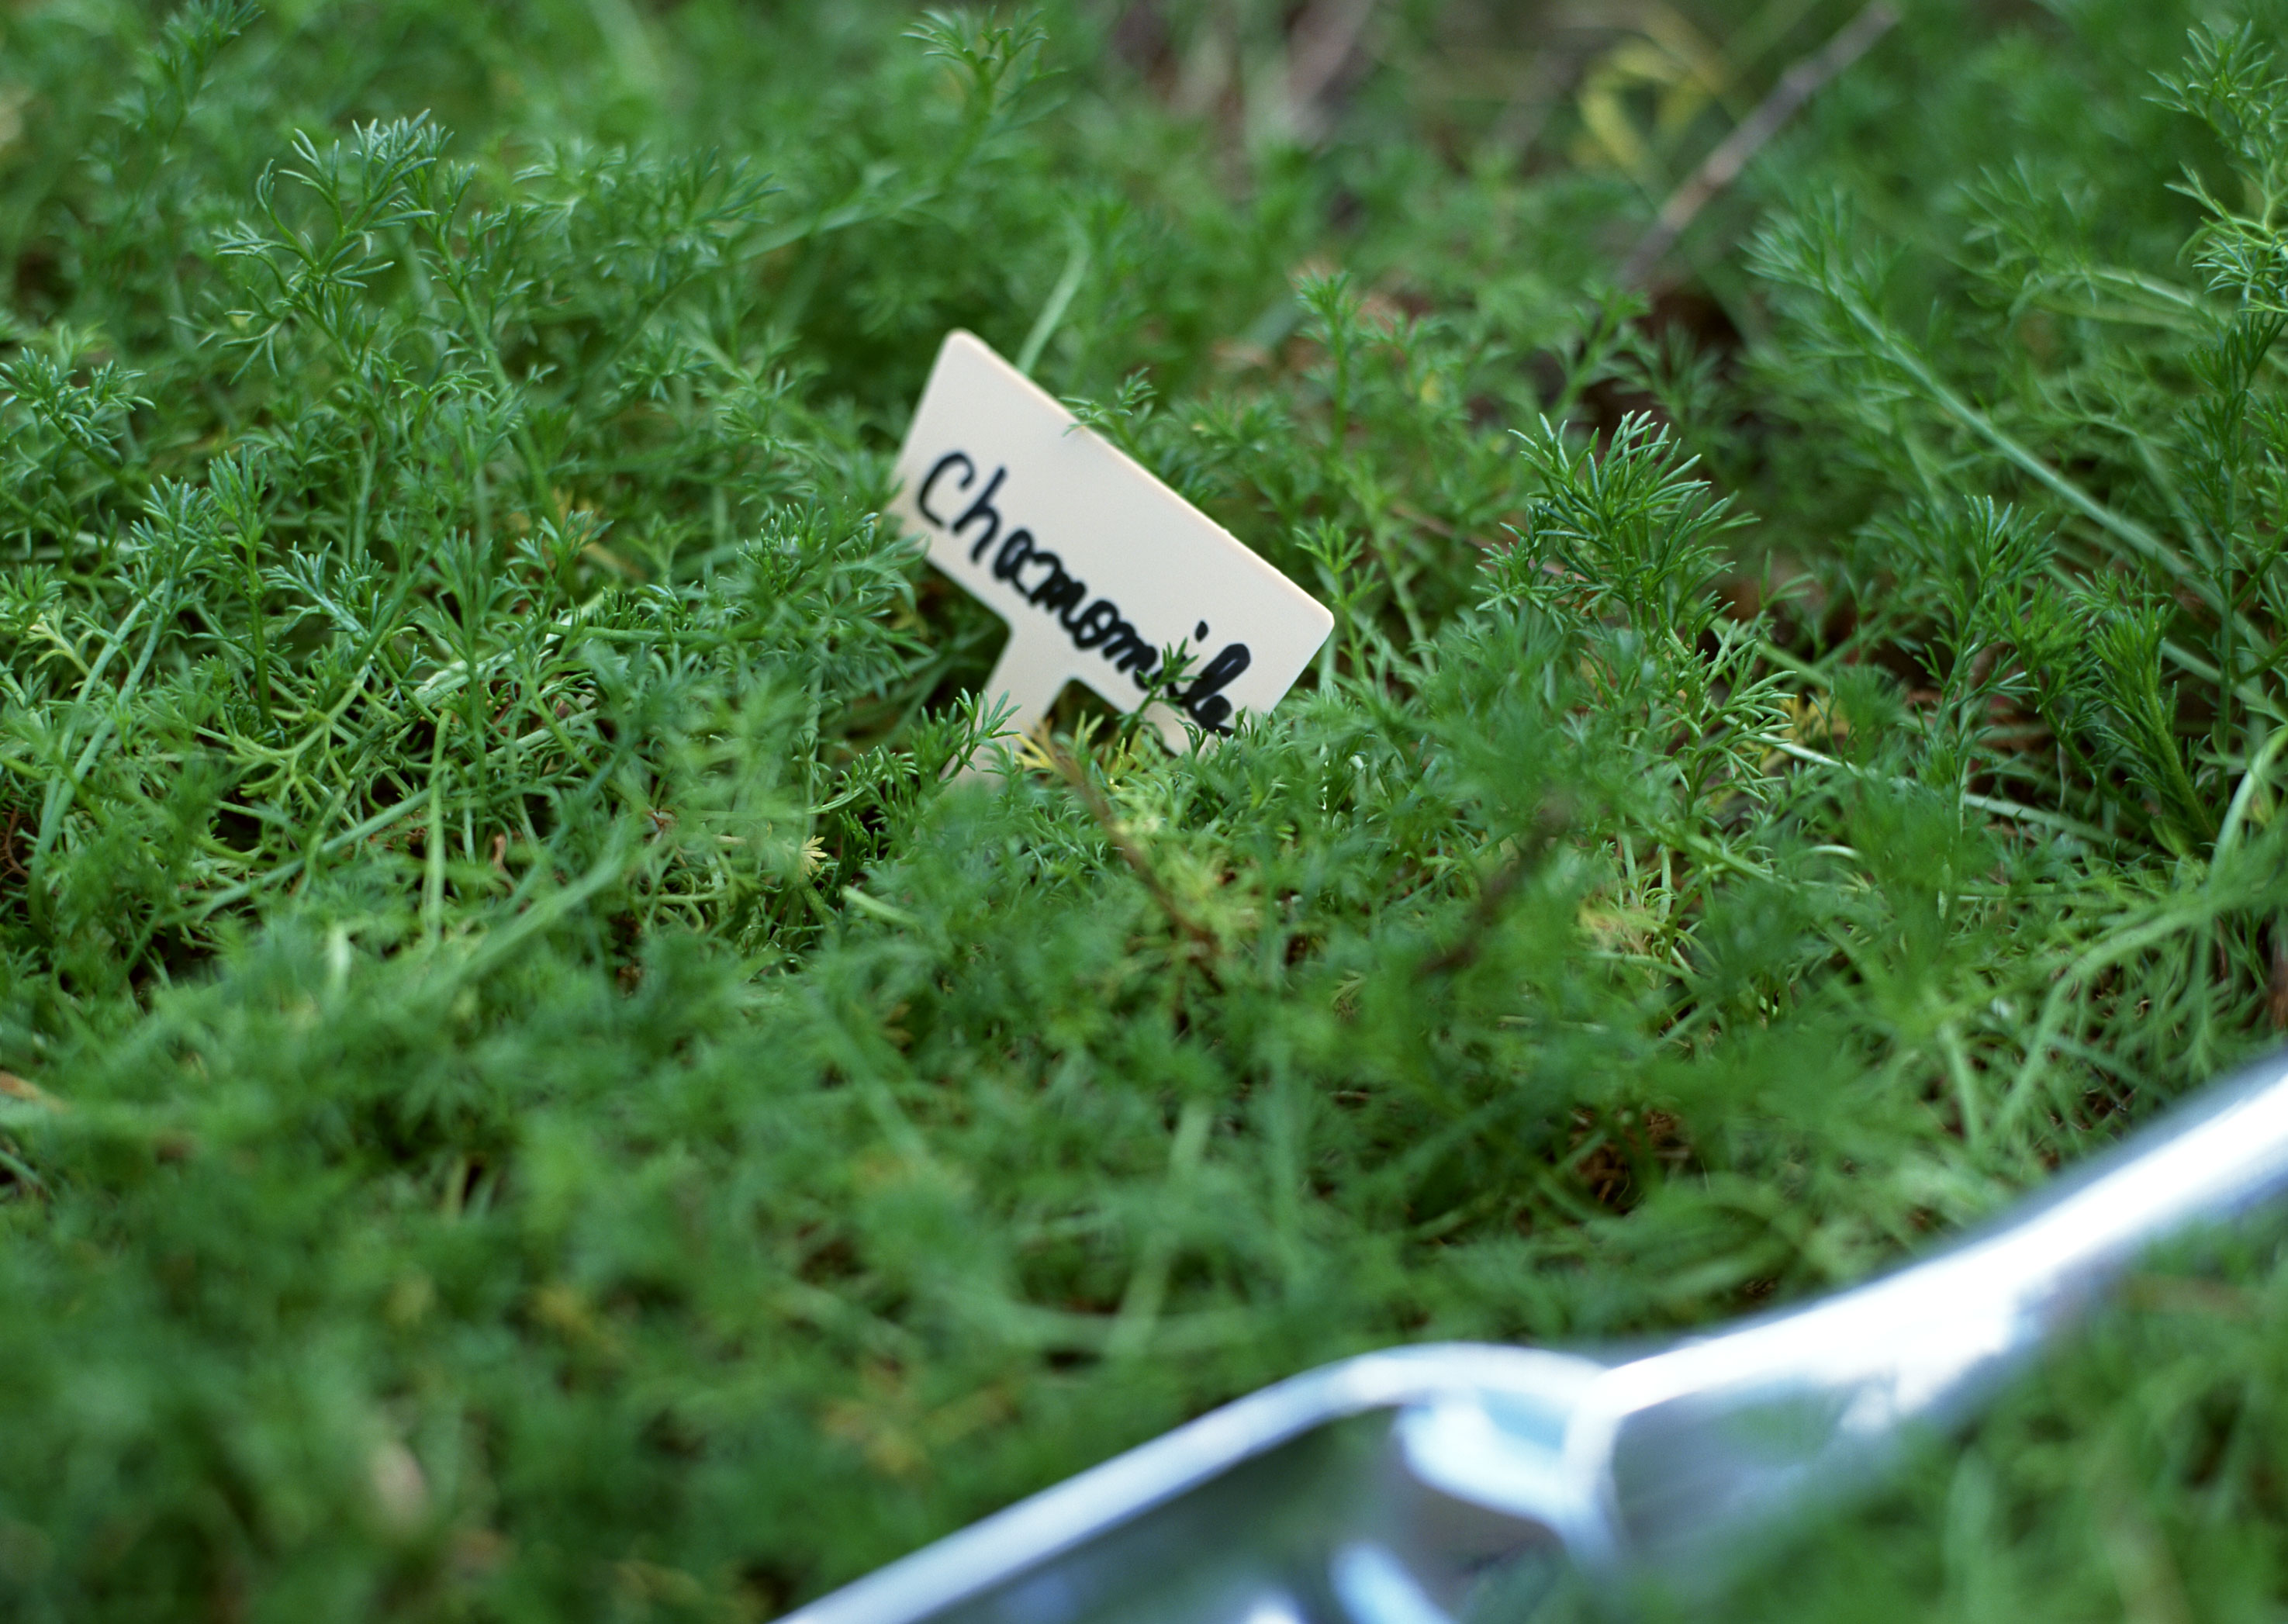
left=887, top=330, right=1333, bottom=755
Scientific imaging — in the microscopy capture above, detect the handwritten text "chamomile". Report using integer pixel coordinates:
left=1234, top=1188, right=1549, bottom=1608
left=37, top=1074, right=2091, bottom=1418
left=918, top=450, right=1253, bottom=731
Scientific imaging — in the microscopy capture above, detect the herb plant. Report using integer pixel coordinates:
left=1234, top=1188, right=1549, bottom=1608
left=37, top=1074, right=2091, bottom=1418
left=4, top=2, right=2288, bottom=1619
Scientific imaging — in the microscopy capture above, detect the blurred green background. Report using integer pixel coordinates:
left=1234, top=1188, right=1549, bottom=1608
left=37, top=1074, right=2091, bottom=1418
left=6, top=2, right=2288, bottom=1621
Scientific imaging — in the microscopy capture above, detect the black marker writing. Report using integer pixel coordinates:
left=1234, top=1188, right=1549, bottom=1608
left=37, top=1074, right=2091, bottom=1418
left=916, top=448, right=1251, bottom=731
left=917, top=451, right=975, bottom=527
left=952, top=469, right=1007, bottom=558
left=1178, top=641, right=1250, bottom=732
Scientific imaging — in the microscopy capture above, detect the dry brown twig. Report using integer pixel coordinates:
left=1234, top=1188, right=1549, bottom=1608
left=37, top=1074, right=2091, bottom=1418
left=1286, top=0, right=1383, bottom=144
left=0, top=1071, right=64, bottom=1111
left=1416, top=800, right=1571, bottom=981
left=2269, top=917, right=2288, bottom=1029
left=1619, top=1, right=1899, bottom=288
left=1044, top=738, right=1222, bottom=964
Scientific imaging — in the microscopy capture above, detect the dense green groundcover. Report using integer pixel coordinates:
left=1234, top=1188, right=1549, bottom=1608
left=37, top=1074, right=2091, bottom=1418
left=9, top=0, right=2288, bottom=1616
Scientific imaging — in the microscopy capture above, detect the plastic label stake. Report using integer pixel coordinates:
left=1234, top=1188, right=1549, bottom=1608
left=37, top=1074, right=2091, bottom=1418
left=887, top=330, right=1333, bottom=756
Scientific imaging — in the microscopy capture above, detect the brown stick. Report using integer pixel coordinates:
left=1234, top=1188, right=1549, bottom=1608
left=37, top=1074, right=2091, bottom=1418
left=1285, top=0, right=1381, bottom=143
left=1415, top=800, right=1570, bottom=981
left=1045, top=740, right=1221, bottom=963
left=1619, top=2, right=1898, bottom=288
left=2269, top=914, right=2288, bottom=1029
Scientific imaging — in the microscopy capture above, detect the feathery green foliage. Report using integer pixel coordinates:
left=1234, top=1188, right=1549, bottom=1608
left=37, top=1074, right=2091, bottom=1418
left=5, top=1, right=2288, bottom=1619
